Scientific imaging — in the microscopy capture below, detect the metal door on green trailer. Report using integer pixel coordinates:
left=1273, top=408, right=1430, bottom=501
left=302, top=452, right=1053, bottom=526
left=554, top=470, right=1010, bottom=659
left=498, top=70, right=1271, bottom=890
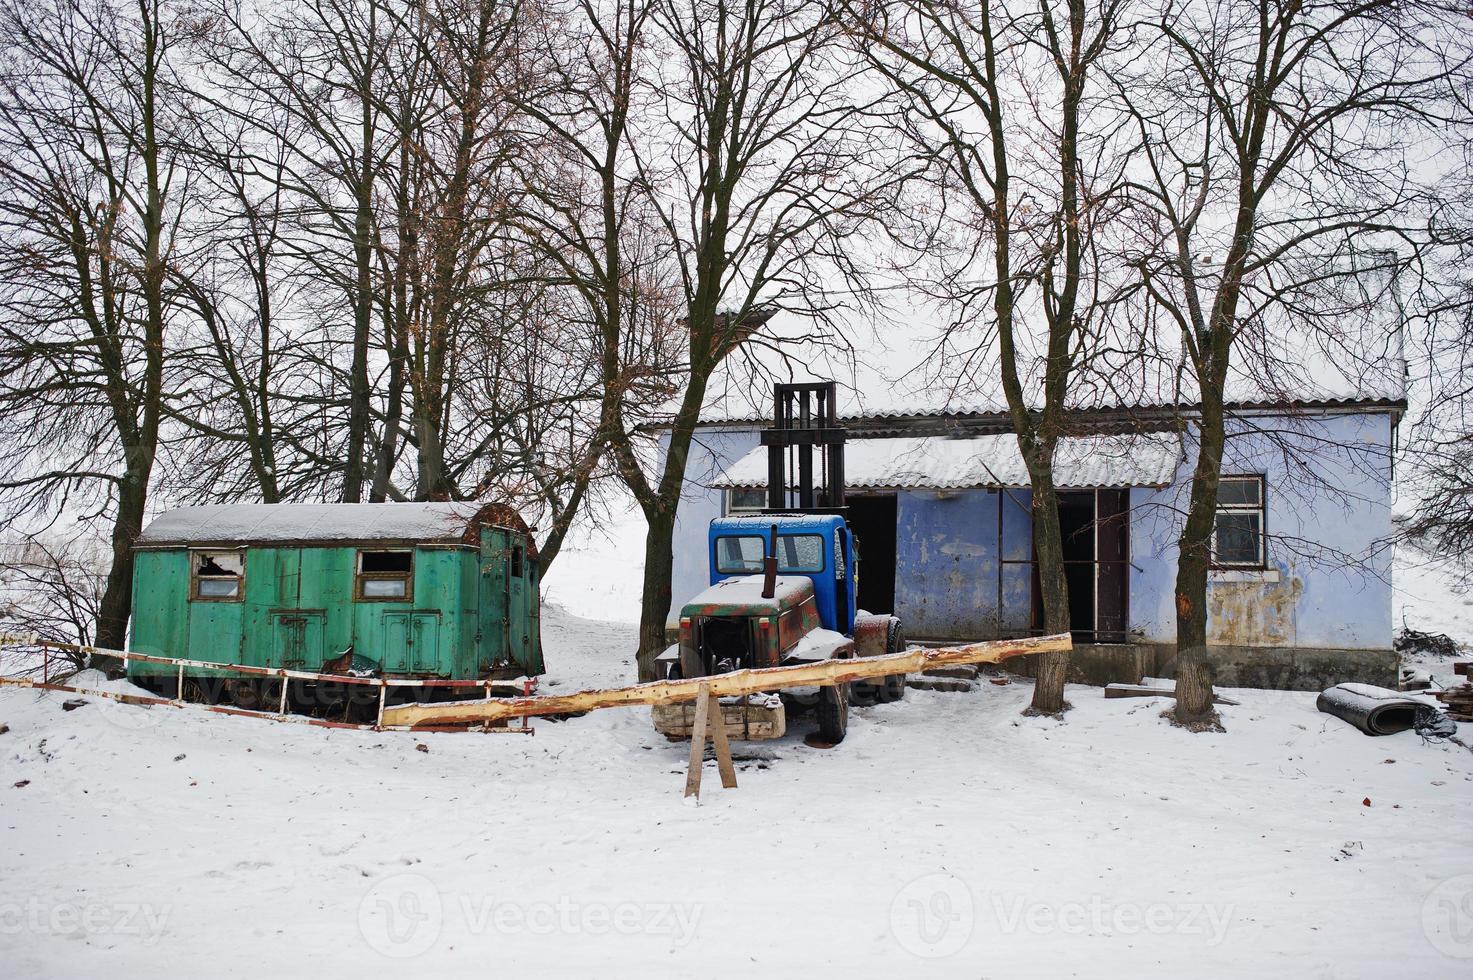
left=381, top=611, right=441, bottom=673
left=272, top=611, right=325, bottom=669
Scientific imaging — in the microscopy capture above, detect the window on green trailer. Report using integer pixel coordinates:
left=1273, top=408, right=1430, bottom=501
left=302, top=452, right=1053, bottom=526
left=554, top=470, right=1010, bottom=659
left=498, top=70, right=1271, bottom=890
left=356, top=549, right=413, bottom=600
left=714, top=534, right=826, bottom=575
left=191, top=550, right=244, bottom=601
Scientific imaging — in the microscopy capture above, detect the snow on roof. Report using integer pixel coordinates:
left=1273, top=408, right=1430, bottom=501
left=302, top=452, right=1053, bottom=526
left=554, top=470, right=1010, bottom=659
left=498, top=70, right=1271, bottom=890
left=137, top=502, right=492, bottom=546
left=711, top=432, right=1184, bottom=491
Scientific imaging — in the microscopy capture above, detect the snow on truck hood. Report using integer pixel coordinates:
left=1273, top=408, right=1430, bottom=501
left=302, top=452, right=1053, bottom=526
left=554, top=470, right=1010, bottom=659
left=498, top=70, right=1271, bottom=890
left=683, top=575, right=814, bottom=612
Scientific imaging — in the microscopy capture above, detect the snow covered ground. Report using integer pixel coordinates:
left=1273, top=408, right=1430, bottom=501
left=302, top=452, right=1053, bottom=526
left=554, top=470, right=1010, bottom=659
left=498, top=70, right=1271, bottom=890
left=3, top=523, right=1473, bottom=977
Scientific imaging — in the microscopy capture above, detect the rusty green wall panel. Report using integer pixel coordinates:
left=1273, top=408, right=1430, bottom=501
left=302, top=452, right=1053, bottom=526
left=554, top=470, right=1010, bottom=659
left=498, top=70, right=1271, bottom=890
left=129, top=539, right=542, bottom=682
left=298, top=547, right=352, bottom=657
left=129, top=550, right=189, bottom=658
left=239, top=547, right=290, bottom=667
left=477, top=528, right=512, bottom=670
left=186, top=593, right=244, bottom=668
left=460, top=551, right=480, bottom=674
left=521, top=562, right=544, bottom=675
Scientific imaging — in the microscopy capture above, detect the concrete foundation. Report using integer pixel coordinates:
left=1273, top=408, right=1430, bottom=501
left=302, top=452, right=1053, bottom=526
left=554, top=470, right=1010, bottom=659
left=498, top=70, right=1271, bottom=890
left=1005, top=643, right=1398, bottom=691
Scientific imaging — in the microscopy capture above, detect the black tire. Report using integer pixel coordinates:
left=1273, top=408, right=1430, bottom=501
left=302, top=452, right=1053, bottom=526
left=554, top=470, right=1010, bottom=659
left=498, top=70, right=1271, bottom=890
left=848, top=680, right=880, bottom=707
left=816, top=681, right=849, bottom=743
left=874, top=619, right=908, bottom=704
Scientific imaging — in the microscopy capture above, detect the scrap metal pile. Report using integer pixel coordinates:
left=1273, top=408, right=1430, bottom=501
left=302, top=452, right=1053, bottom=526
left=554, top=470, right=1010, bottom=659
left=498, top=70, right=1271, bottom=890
left=1433, top=663, right=1473, bottom=722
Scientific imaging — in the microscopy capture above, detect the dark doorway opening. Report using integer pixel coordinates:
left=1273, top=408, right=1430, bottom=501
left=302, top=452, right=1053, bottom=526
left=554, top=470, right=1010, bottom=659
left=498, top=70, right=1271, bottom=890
left=1059, top=491, right=1096, bottom=638
left=1094, top=489, right=1130, bottom=642
left=1030, top=489, right=1132, bottom=643
left=846, top=494, right=897, bottom=615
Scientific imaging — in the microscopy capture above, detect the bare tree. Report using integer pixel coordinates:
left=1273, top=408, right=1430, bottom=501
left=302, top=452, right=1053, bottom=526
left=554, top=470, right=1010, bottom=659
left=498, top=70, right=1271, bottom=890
left=0, top=535, right=107, bottom=656
left=846, top=0, right=1134, bottom=713
left=509, top=0, right=684, bottom=576
left=202, top=0, right=416, bottom=502
left=581, top=0, right=900, bottom=680
left=1117, top=0, right=1467, bottom=724
left=164, top=116, right=299, bottom=503
left=0, top=0, right=189, bottom=651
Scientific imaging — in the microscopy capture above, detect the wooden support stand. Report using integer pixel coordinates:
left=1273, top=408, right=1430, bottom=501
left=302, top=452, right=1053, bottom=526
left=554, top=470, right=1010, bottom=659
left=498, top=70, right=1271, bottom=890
left=684, top=684, right=738, bottom=800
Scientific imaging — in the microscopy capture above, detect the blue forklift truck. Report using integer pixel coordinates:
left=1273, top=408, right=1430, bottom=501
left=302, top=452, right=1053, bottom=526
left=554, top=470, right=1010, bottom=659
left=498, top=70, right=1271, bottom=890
left=653, top=383, right=906, bottom=744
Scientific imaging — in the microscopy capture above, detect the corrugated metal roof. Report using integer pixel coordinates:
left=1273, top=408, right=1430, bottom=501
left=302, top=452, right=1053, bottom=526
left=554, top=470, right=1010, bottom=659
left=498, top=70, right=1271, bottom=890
left=711, top=432, right=1184, bottom=491
left=137, top=502, right=488, bottom=546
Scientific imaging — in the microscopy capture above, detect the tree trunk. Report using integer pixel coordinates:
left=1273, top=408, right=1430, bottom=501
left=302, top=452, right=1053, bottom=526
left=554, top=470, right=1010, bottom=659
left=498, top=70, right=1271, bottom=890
left=413, top=405, right=449, bottom=500
left=1172, top=395, right=1225, bottom=724
left=94, top=0, right=165, bottom=665
left=343, top=75, right=376, bottom=503
left=93, top=454, right=150, bottom=662
left=635, top=504, right=677, bottom=681
left=1028, top=473, right=1071, bottom=714
left=623, top=370, right=712, bottom=682
left=344, top=182, right=372, bottom=503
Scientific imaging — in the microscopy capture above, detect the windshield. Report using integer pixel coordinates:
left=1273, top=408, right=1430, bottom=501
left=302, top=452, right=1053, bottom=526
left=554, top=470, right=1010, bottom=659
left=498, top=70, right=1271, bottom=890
left=714, top=534, right=826, bottom=575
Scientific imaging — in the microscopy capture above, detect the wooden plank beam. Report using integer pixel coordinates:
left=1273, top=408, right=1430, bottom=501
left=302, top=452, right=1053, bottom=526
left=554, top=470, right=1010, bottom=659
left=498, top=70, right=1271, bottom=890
left=382, top=633, right=1071, bottom=728
left=1104, top=683, right=1240, bottom=707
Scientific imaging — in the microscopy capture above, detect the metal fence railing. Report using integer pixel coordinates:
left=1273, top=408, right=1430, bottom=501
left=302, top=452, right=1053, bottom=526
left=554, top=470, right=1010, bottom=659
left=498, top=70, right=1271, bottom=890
left=0, top=633, right=536, bottom=734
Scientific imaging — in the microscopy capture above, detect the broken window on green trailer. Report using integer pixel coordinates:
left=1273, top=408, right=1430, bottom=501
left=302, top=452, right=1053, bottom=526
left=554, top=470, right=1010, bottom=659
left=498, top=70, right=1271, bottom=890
left=356, top=549, right=413, bottom=600
left=191, top=550, right=244, bottom=601
left=714, top=534, right=826, bottom=575
left=1213, top=476, right=1266, bottom=567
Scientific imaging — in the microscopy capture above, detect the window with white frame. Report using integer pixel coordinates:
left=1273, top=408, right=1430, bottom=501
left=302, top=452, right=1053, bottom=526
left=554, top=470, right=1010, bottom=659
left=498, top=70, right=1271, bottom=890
left=726, top=487, right=767, bottom=515
left=1213, top=476, right=1265, bottom=567
left=356, top=549, right=413, bottom=600
left=191, top=549, right=245, bottom=601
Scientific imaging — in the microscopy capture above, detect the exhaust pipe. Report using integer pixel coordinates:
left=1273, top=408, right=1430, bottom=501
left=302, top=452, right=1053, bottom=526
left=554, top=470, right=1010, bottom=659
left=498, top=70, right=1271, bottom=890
left=761, top=522, right=778, bottom=599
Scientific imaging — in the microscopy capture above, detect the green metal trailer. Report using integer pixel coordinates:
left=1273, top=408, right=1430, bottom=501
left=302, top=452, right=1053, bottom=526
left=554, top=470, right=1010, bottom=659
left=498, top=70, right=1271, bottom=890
left=128, top=502, right=542, bottom=701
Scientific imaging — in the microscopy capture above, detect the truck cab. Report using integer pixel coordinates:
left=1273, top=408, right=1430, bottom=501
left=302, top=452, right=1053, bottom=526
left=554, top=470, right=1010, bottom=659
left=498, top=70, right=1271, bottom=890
left=707, top=514, right=857, bottom=635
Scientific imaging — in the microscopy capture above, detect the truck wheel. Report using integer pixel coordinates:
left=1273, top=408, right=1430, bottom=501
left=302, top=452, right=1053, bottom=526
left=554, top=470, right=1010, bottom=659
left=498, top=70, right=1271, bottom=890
left=876, top=619, right=907, bottom=704
left=816, top=682, right=848, bottom=743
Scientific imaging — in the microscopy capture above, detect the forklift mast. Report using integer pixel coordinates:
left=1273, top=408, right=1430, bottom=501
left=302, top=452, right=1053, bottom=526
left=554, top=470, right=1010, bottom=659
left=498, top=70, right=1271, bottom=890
left=762, top=382, right=846, bottom=513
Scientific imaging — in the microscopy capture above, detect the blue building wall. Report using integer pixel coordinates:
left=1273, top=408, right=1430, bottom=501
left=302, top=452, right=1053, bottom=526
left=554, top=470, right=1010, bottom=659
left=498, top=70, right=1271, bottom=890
left=889, top=490, right=1033, bottom=640
left=1128, top=411, right=1394, bottom=650
left=665, top=410, right=1395, bottom=658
